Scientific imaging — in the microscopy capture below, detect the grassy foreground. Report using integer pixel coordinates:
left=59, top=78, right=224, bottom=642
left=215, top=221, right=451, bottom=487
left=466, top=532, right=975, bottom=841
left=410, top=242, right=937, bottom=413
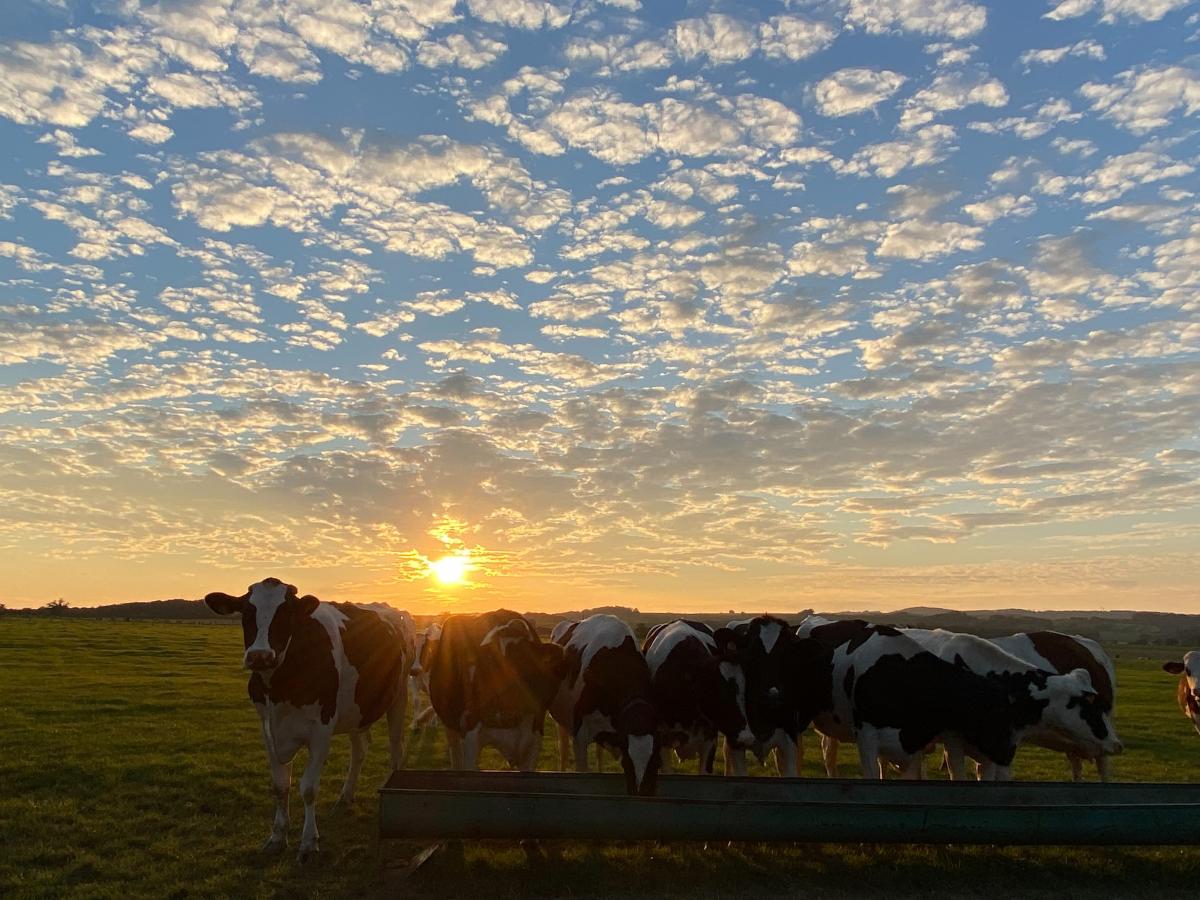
left=3, top=618, right=1200, bottom=899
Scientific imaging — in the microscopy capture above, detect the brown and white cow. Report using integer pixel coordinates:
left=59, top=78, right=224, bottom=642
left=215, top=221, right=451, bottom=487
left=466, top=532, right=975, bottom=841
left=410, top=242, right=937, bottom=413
left=425, top=609, right=566, bottom=770
left=408, top=622, right=442, bottom=733
left=643, top=620, right=755, bottom=775
left=550, top=615, right=659, bottom=795
left=204, top=577, right=414, bottom=863
left=991, top=631, right=1120, bottom=780
left=1163, top=651, right=1200, bottom=735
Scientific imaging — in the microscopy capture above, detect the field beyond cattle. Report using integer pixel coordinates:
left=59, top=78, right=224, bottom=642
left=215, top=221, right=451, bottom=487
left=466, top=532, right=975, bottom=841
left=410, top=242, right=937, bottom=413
left=4, top=618, right=1200, bottom=899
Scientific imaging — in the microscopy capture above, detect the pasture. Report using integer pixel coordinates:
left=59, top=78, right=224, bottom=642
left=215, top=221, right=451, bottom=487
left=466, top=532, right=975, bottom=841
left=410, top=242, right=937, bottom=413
left=3, top=618, right=1200, bottom=899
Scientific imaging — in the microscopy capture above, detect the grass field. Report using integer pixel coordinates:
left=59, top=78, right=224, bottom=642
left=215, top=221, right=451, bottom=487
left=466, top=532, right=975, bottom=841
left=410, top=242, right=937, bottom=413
left=3, top=618, right=1200, bottom=899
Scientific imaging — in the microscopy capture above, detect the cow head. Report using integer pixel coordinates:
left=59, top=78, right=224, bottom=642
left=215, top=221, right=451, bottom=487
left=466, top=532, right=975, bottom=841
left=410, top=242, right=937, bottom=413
left=693, top=627, right=755, bottom=749
left=481, top=617, right=568, bottom=708
left=615, top=697, right=660, bottom=797
left=1164, top=651, right=1200, bottom=726
left=1035, top=668, right=1123, bottom=758
left=204, top=577, right=318, bottom=672
left=732, top=616, right=834, bottom=737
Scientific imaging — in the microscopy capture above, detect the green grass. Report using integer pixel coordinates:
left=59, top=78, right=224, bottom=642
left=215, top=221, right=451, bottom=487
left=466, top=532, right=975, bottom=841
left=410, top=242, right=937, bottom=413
left=3, top=619, right=1200, bottom=899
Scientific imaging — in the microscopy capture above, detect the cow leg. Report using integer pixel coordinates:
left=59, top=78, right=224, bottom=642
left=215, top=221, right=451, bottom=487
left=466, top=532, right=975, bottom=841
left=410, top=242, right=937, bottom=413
left=446, top=729, right=464, bottom=769
left=1067, top=752, right=1084, bottom=782
left=897, top=754, right=923, bottom=780
left=942, top=737, right=967, bottom=781
left=821, top=735, right=838, bottom=778
left=856, top=729, right=882, bottom=779
left=335, top=729, right=370, bottom=810
left=595, top=743, right=606, bottom=772
left=775, top=735, right=798, bottom=777
left=520, top=728, right=541, bottom=772
left=557, top=724, right=572, bottom=771
left=462, top=726, right=482, bottom=770
left=700, top=740, right=717, bottom=775
left=573, top=732, right=591, bottom=773
left=796, top=732, right=804, bottom=772
left=722, top=741, right=751, bottom=776
left=408, top=675, right=425, bottom=731
left=297, top=731, right=332, bottom=864
left=260, top=719, right=291, bottom=855
left=1096, top=753, right=1112, bottom=783
left=387, top=675, right=408, bottom=770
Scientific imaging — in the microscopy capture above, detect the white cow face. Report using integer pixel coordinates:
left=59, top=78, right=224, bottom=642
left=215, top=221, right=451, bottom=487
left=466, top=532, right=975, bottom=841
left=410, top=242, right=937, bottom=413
left=204, top=577, right=318, bottom=671
left=1037, top=668, right=1123, bottom=757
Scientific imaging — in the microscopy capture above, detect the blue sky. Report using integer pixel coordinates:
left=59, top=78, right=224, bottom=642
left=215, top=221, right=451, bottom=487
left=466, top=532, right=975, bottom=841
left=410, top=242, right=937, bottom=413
left=0, top=0, right=1197, bottom=612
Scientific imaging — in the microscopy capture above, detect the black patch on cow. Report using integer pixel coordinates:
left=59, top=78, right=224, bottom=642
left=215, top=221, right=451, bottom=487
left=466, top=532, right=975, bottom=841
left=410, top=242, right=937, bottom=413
left=1067, top=691, right=1110, bottom=740
left=842, top=665, right=855, bottom=702
left=333, top=603, right=409, bottom=729
left=554, top=621, right=580, bottom=647
left=247, top=672, right=267, bottom=706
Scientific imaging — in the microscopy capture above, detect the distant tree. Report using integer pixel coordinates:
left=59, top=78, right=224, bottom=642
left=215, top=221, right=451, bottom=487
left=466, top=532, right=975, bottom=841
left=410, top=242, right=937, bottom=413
left=42, top=598, right=71, bottom=616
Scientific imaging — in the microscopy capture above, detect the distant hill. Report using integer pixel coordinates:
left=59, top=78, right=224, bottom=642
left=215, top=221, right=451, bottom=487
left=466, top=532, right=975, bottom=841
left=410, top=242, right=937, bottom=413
left=6, top=598, right=1200, bottom=646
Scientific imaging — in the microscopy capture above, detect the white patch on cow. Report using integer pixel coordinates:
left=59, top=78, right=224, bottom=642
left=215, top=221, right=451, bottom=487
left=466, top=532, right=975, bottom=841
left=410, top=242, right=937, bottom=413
left=646, top=621, right=716, bottom=676
left=718, top=660, right=752, bottom=743
left=793, top=614, right=835, bottom=637
left=628, top=734, right=654, bottom=787
left=758, top=620, right=783, bottom=654
left=550, top=619, right=578, bottom=644
left=568, top=614, right=634, bottom=674
left=245, top=580, right=290, bottom=665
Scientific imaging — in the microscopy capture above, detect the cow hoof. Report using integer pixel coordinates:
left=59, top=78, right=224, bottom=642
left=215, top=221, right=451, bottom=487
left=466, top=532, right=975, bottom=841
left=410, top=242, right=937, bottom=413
left=332, top=795, right=353, bottom=814
left=261, top=835, right=287, bottom=855
left=296, top=845, right=320, bottom=865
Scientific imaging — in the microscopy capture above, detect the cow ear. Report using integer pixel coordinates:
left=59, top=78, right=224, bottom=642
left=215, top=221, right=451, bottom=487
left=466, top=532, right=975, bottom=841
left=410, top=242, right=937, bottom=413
left=204, top=592, right=246, bottom=615
left=1164, top=661, right=1186, bottom=674
left=712, top=627, right=741, bottom=660
left=295, top=593, right=320, bottom=615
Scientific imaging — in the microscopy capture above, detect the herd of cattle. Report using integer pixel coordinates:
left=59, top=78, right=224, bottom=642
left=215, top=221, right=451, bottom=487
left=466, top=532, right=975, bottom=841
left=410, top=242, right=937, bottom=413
left=203, top=578, right=1196, bottom=862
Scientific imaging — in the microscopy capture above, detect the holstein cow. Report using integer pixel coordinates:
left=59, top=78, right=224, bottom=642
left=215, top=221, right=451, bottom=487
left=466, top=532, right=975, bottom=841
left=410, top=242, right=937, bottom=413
left=642, top=620, right=755, bottom=775
left=1163, top=651, right=1200, bottom=736
left=549, top=615, right=660, bottom=795
left=804, top=619, right=1029, bottom=779
left=425, top=609, right=565, bottom=770
left=904, top=628, right=1122, bottom=780
left=992, top=631, right=1120, bottom=780
left=722, top=615, right=833, bottom=777
left=204, top=577, right=415, bottom=862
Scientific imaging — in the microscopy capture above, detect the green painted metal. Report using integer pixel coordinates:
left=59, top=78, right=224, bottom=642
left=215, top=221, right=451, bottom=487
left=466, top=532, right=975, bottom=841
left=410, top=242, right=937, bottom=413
left=379, top=771, right=1200, bottom=845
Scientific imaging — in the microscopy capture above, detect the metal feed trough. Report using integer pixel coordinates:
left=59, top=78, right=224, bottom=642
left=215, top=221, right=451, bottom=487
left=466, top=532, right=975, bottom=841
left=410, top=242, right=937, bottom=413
left=380, top=770, right=1200, bottom=845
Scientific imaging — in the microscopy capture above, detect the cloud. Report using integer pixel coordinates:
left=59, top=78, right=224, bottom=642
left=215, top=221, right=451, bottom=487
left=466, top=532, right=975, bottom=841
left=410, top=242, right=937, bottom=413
left=835, top=124, right=957, bottom=178
left=900, top=69, right=1008, bottom=130
left=1044, top=0, right=1194, bottom=22
left=1078, top=151, right=1194, bottom=204
left=1080, top=65, right=1200, bottom=133
left=814, top=68, right=907, bottom=117
left=1018, top=40, right=1106, bottom=69
left=844, top=0, right=987, bottom=39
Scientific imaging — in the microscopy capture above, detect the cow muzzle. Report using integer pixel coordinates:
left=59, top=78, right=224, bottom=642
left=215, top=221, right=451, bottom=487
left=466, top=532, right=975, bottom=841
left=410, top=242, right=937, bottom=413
left=244, top=649, right=278, bottom=671
left=1105, top=737, right=1125, bottom=756
left=735, top=728, right=756, bottom=749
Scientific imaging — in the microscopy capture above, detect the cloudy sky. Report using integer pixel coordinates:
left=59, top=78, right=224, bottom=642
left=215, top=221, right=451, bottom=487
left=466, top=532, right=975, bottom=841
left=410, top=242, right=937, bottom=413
left=1, top=0, right=1198, bottom=613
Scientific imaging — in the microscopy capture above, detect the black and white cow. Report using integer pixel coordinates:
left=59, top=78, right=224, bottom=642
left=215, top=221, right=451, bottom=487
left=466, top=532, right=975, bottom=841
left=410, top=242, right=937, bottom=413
left=904, top=628, right=1122, bottom=780
left=991, top=631, right=1120, bottom=780
left=549, top=615, right=659, bottom=795
left=425, top=609, right=565, bottom=770
left=722, top=616, right=833, bottom=777
left=204, top=577, right=414, bottom=862
left=804, top=619, right=1031, bottom=779
left=1163, top=650, right=1200, bottom=736
left=642, top=620, right=755, bottom=775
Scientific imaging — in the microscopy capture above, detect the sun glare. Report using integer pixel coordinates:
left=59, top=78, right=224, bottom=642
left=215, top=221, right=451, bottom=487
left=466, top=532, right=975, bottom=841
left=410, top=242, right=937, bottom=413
left=428, top=553, right=469, bottom=585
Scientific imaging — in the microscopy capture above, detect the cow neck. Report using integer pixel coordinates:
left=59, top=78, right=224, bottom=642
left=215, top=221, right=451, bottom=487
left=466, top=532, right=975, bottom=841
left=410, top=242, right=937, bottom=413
left=259, top=605, right=331, bottom=698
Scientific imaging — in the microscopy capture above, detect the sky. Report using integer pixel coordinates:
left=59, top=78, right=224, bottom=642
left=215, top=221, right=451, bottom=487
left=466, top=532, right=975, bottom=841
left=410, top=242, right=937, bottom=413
left=0, top=0, right=1198, bottom=614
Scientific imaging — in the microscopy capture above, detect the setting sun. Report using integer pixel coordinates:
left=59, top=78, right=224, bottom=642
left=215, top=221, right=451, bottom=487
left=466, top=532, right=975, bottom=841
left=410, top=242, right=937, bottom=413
left=428, top=553, right=470, bottom=586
